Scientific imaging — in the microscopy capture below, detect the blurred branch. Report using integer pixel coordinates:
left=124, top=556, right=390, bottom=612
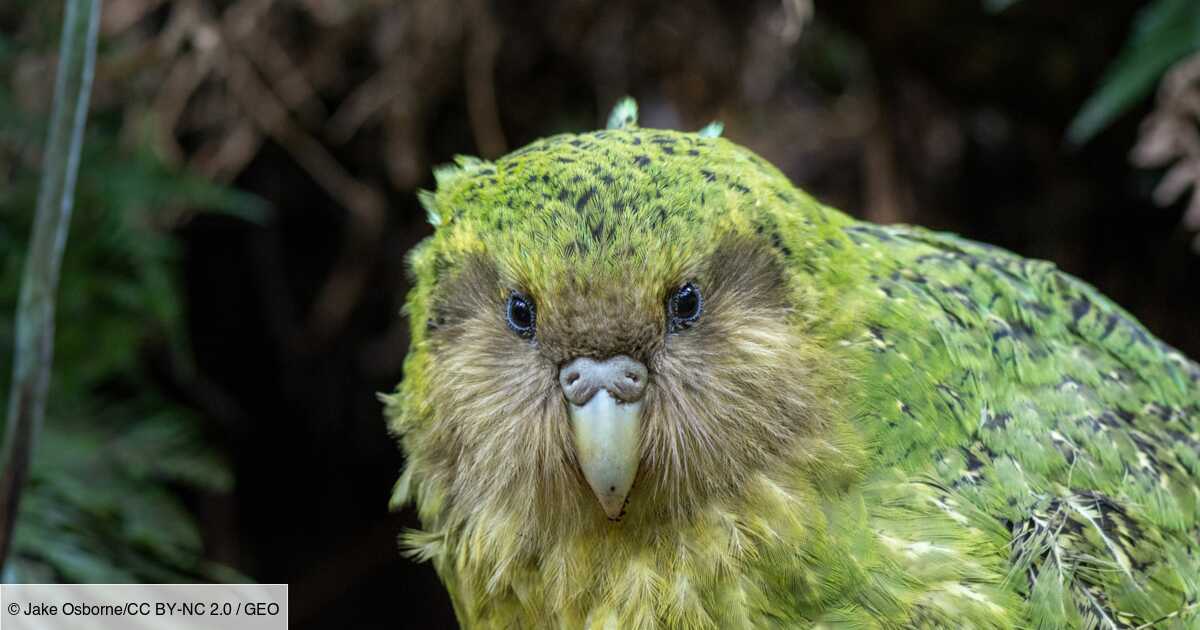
left=465, top=0, right=507, bottom=158
left=1129, top=51, right=1200, bottom=251
left=101, top=0, right=407, bottom=347
left=189, top=118, right=263, bottom=182
left=241, top=18, right=328, bottom=126
left=327, top=63, right=410, bottom=144
left=0, top=0, right=101, bottom=567
left=217, top=7, right=386, bottom=346
left=862, top=106, right=913, bottom=225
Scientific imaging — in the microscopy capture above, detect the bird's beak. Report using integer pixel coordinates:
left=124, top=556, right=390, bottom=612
left=568, top=389, right=641, bottom=520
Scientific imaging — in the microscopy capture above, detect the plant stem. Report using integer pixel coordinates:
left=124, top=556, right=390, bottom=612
left=0, top=0, right=101, bottom=569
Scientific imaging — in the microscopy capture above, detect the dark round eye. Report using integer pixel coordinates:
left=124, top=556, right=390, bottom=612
left=506, top=292, right=536, bottom=338
left=668, top=282, right=703, bottom=331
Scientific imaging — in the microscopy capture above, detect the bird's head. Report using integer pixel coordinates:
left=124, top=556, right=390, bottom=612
left=389, top=104, right=858, bottom=545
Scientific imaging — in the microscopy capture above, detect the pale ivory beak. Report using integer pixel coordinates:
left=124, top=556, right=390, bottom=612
left=568, top=389, right=641, bottom=519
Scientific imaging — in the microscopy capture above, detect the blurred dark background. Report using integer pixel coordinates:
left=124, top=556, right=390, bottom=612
left=2, top=0, right=1200, bottom=627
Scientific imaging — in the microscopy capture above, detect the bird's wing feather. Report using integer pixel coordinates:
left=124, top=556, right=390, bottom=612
left=844, top=222, right=1200, bottom=628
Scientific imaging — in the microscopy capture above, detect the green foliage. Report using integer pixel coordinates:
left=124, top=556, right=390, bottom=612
left=0, top=30, right=260, bottom=582
left=1068, top=0, right=1200, bottom=144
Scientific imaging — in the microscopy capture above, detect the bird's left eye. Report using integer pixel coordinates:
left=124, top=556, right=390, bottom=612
left=506, top=292, right=536, bottom=339
left=667, top=282, right=703, bottom=331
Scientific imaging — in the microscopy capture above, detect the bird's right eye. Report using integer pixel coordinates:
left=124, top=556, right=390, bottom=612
left=506, top=292, right=536, bottom=339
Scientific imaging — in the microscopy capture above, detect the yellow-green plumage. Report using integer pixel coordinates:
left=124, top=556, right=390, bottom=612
left=387, top=103, right=1200, bottom=628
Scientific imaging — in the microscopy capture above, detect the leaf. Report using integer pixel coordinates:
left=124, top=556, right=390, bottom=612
left=1067, top=0, right=1200, bottom=145
left=84, top=138, right=270, bottom=225
left=10, top=409, right=234, bottom=582
left=113, top=410, right=233, bottom=492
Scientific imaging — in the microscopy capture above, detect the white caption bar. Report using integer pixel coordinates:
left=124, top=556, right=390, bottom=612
left=1, top=583, right=287, bottom=630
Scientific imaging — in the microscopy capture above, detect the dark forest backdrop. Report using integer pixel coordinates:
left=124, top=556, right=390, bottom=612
left=3, top=0, right=1200, bottom=628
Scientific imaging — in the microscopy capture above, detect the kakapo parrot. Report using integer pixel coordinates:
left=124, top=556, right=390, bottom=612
left=384, top=98, right=1200, bottom=628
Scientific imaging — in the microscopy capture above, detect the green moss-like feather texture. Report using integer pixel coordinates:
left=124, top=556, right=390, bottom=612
left=388, top=118, right=1200, bottom=628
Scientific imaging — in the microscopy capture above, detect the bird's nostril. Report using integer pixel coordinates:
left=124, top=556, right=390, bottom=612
left=560, top=356, right=647, bottom=404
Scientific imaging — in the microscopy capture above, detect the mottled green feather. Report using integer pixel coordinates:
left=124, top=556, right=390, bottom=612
left=388, top=106, right=1200, bottom=628
left=848, top=225, right=1200, bottom=628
